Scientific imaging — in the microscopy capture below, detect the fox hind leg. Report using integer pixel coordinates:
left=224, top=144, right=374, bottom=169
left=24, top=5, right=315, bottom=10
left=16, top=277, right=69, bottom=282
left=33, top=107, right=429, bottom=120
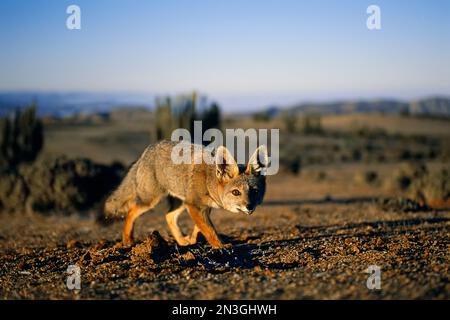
left=122, top=196, right=162, bottom=246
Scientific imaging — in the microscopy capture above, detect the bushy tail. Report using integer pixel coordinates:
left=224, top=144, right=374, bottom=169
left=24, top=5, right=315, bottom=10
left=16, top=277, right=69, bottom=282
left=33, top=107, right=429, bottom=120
left=102, top=162, right=138, bottom=220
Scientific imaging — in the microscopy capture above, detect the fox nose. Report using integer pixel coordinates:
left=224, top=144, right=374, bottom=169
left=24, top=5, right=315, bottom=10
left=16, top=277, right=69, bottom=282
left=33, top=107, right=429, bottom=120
left=246, top=204, right=255, bottom=213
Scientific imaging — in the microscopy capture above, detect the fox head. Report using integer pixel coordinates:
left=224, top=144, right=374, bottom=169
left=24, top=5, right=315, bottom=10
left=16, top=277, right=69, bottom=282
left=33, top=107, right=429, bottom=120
left=215, top=145, right=268, bottom=215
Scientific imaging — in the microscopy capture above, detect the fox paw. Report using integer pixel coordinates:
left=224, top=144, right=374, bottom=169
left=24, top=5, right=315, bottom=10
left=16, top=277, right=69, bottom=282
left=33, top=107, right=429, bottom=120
left=175, top=236, right=194, bottom=246
left=121, top=239, right=135, bottom=247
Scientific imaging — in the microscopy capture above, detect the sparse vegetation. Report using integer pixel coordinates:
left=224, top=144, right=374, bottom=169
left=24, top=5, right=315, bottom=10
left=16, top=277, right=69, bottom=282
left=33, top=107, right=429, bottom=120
left=252, top=111, right=271, bottom=122
left=384, top=162, right=450, bottom=208
left=1, top=105, right=449, bottom=299
left=280, top=154, right=301, bottom=175
left=282, top=110, right=297, bottom=133
left=0, top=104, right=43, bottom=170
left=354, top=170, right=379, bottom=186
left=154, top=92, right=221, bottom=142
left=384, top=162, right=427, bottom=192
left=300, top=113, right=322, bottom=134
left=376, top=197, right=430, bottom=213
left=0, top=156, right=124, bottom=214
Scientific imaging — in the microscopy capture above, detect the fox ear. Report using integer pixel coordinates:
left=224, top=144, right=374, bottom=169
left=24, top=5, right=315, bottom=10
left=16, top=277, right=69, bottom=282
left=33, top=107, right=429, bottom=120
left=215, top=146, right=239, bottom=181
left=246, top=145, right=269, bottom=175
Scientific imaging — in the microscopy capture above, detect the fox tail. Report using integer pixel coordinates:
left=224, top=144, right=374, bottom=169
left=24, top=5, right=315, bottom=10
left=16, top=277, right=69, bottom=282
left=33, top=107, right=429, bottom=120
left=102, top=162, right=138, bottom=221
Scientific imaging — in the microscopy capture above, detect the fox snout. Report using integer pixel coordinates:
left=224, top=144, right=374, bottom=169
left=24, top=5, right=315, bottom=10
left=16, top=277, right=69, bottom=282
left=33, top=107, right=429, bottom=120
left=235, top=203, right=257, bottom=215
left=245, top=204, right=256, bottom=214
left=244, top=204, right=256, bottom=214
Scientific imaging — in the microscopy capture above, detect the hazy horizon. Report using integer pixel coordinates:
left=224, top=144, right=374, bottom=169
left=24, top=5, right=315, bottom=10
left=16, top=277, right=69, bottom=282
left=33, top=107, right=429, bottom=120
left=1, top=89, right=450, bottom=113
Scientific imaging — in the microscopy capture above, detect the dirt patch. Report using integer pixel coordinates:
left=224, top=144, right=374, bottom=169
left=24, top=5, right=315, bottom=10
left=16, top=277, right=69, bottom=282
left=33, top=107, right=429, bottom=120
left=130, top=231, right=169, bottom=264
left=1, top=202, right=448, bottom=299
left=376, top=197, right=431, bottom=213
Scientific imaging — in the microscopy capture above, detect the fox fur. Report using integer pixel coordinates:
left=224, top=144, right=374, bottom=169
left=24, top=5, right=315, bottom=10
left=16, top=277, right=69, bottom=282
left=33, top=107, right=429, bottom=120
left=104, top=140, right=268, bottom=248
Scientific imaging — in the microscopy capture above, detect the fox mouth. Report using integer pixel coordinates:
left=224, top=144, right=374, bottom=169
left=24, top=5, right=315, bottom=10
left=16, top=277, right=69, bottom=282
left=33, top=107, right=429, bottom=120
left=237, top=208, right=255, bottom=215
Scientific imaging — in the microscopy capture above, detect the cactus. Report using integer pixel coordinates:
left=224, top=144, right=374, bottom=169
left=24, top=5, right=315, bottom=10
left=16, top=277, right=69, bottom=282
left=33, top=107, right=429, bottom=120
left=282, top=110, right=297, bottom=133
left=0, top=104, right=43, bottom=170
left=154, top=92, right=221, bottom=142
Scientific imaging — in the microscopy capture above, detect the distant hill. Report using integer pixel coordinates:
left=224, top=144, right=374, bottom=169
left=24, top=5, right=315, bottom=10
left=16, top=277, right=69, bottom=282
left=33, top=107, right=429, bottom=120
left=282, top=97, right=450, bottom=117
left=0, top=91, right=154, bottom=117
left=1, top=92, right=450, bottom=118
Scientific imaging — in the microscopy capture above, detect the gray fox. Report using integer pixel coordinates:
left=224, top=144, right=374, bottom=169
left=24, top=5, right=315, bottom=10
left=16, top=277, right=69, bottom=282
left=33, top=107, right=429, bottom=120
left=104, top=140, right=268, bottom=248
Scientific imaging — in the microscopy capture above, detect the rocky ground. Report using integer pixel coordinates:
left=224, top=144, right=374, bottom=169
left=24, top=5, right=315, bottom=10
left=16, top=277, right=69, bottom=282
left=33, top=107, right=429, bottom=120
left=1, top=167, right=449, bottom=299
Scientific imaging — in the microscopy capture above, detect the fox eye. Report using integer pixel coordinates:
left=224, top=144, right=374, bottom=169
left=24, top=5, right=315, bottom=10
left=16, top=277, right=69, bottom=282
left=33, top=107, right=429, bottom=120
left=231, top=189, right=241, bottom=196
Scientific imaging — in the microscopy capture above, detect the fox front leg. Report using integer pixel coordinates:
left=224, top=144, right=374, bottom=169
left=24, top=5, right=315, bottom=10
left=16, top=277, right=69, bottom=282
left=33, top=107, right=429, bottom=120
left=185, top=205, right=224, bottom=249
left=188, top=225, right=200, bottom=245
left=165, top=205, right=191, bottom=246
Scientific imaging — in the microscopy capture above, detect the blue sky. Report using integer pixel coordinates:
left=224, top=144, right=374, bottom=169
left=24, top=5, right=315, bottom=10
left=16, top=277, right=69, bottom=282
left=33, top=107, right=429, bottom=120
left=0, top=0, right=449, bottom=109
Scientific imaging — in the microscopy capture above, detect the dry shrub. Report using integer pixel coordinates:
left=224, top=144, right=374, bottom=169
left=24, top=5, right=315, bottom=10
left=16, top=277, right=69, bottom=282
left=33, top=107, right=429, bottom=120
left=409, top=167, right=450, bottom=207
left=384, top=162, right=427, bottom=192
left=0, top=105, right=43, bottom=169
left=304, top=169, right=327, bottom=182
left=377, top=197, right=430, bottom=213
left=0, top=156, right=124, bottom=214
left=385, top=162, right=450, bottom=208
left=281, top=155, right=302, bottom=175
left=354, top=170, right=379, bottom=186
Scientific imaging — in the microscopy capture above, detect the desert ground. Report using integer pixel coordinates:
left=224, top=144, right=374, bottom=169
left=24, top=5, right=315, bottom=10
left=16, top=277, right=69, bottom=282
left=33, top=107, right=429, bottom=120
left=0, top=111, right=449, bottom=299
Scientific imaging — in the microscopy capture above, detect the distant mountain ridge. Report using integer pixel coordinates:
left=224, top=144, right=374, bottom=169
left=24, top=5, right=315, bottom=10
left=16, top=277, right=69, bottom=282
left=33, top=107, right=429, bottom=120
left=0, top=92, right=154, bottom=117
left=285, top=96, right=450, bottom=117
left=0, top=92, right=450, bottom=117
